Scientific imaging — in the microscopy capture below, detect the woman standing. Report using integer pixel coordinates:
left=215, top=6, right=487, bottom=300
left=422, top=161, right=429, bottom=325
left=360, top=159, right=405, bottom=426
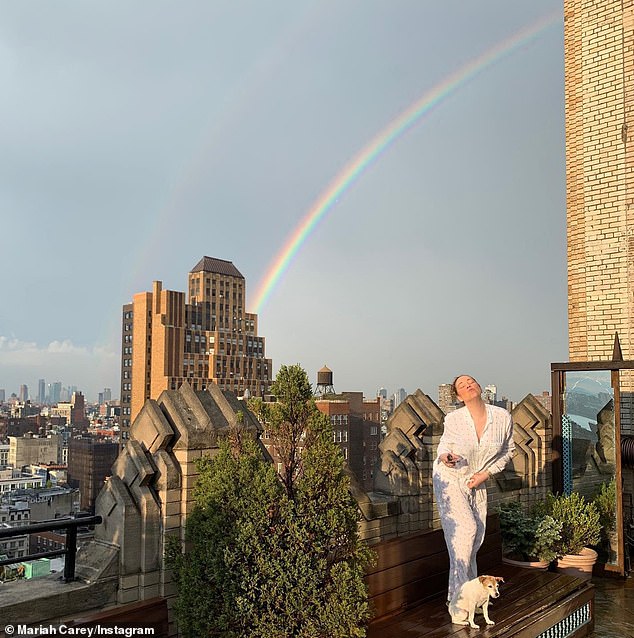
left=433, top=374, right=514, bottom=604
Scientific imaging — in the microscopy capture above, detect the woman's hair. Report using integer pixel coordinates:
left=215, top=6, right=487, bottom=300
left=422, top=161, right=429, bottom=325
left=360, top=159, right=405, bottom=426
left=451, top=374, right=480, bottom=400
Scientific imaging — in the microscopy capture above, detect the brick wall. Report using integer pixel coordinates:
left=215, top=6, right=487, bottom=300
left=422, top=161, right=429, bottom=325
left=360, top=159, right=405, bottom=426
left=565, top=0, right=634, bottom=361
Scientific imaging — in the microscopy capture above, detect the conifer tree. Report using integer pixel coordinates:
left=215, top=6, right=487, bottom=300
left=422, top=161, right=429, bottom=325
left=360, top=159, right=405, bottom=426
left=166, top=364, right=373, bottom=637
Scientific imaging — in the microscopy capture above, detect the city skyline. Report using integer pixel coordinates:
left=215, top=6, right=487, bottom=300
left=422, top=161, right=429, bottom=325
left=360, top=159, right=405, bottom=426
left=1, top=1, right=565, bottom=402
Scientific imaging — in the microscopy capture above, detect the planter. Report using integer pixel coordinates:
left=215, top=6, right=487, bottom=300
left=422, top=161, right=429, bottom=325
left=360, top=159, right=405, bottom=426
left=555, top=547, right=598, bottom=580
left=502, top=556, right=550, bottom=570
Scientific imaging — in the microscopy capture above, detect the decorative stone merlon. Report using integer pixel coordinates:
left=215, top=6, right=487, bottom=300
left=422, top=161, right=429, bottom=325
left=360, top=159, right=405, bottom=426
left=81, top=382, right=260, bottom=621
left=356, top=390, right=444, bottom=543
left=356, top=391, right=554, bottom=544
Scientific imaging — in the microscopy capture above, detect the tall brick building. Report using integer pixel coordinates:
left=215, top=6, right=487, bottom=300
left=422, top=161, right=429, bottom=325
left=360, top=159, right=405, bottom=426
left=67, top=438, right=119, bottom=513
left=315, top=392, right=381, bottom=491
left=565, top=1, right=634, bottom=361
left=120, top=257, right=272, bottom=442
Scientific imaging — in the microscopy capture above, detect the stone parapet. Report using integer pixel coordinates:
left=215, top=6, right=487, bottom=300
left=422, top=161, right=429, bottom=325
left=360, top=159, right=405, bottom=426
left=0, top=385, right=555, bottom=636
left=33, top=381, right=260, bottom=637
left=356, top=392, right=554, bottom=544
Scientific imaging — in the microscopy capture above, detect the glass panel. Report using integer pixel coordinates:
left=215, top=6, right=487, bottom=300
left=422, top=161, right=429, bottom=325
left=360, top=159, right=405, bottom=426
left=562, top=370, right=618, bottom=567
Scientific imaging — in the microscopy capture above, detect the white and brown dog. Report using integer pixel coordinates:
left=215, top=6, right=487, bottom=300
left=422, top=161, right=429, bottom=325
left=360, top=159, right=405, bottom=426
left=449, top=575, right=504, bottom=629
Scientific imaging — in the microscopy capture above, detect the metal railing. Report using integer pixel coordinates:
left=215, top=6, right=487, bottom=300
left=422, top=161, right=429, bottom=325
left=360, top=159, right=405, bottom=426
left=0, top=515, right=102, bottom=582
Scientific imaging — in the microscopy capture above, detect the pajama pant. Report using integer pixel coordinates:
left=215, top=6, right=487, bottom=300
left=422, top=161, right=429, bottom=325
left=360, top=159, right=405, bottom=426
left=433, top=467, right=487, bottom=602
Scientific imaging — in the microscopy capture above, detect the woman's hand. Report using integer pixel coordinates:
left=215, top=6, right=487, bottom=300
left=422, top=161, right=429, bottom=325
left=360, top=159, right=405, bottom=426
left=439, top=453, right=462, bottom=467
left=466, top=471, right=490, bottom=489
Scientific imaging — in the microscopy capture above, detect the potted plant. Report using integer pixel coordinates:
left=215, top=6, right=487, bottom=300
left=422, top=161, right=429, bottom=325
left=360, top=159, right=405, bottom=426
left=542, top=492, right=602, bottom=580
left=498, top=501, right=561, bottom=569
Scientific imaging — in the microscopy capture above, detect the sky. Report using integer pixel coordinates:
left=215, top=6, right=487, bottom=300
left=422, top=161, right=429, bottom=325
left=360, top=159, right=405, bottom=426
left=0, top=0, right=566, bottom=404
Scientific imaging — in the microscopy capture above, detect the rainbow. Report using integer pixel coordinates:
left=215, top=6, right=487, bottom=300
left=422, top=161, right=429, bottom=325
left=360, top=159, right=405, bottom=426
left=251, top=11, right=561, bottom=314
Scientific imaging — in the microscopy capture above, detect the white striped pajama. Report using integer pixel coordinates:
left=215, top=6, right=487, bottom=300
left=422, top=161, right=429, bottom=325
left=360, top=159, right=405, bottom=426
left=432, top=404, right=514, bottom=601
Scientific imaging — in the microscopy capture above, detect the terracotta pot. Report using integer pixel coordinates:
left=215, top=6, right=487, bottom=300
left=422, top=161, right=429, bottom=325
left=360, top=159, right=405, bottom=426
left=555, top=547, right=598, bottom=580
left=502, top=556, right=550, bottom=570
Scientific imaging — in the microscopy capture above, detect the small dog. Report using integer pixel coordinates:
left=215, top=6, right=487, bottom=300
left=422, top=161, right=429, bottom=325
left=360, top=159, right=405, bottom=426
left=449, top=575, right=504, bottom=629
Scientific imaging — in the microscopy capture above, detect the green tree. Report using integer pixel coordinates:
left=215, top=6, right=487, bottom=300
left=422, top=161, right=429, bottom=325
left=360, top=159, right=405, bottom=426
left=167, top=365, right=373, bottom=637
left=267, top=364, right=320, bottom=499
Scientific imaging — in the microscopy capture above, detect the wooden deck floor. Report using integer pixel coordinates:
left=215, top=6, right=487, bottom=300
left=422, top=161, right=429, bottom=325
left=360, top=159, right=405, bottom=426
left=368, top=564, right=595, bottom=638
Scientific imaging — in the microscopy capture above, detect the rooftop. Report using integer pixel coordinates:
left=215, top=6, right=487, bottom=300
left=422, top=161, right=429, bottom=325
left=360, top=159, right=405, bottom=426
left=190, top=256, right=244, bottom=279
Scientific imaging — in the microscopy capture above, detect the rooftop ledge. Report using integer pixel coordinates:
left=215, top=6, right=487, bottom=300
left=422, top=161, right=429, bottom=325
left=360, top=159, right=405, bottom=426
left=0, top=541, right=118, bottom=628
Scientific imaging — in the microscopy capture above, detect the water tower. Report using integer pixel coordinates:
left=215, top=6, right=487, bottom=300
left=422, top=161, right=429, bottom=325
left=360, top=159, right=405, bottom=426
left=315, top=365, right=335, bottom=396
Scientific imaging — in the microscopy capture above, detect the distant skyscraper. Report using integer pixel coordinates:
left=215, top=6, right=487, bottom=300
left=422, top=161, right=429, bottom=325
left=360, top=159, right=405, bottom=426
left=483, top=385, right=497, bottom=405
left=103, top=388, right=112, bottom=402
left=392, top=388, right=407, bottom=409
left=49, top=382, right=62, bottom=405
left=438, top=383, right=456, bottom=414
left=120, top=256, right=272, bottom=442
left=19, top=385, right=28, bottom=402
left=38, top=379, right=46, bottom=404
left=0, top=389, right=5, bottom=403
left=377, top=387, right=387, bottom=400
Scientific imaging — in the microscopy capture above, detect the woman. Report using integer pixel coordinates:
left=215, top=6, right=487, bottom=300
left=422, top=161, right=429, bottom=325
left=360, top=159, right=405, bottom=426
left=433, top=374, right=514, bottom=604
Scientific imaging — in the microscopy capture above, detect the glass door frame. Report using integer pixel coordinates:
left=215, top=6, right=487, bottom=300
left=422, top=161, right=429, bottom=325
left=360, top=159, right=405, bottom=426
left=551, top=358, right=632, bottom=576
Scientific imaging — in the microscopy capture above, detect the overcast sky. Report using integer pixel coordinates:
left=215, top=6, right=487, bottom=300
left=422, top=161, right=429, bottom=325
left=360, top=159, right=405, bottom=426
left=0, top=1, right=565, bottom=403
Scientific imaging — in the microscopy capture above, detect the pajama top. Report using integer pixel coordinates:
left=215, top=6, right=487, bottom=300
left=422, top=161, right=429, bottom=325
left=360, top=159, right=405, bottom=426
left=435, top=404, right=515, bottom=479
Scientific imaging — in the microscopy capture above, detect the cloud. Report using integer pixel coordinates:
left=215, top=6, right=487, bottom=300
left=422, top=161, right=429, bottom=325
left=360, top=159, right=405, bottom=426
left=0, top=336, right=118, bottom=401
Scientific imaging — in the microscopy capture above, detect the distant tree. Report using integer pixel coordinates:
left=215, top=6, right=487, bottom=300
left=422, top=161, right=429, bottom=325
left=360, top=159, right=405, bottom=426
left=167, top=365, right=373, bottom=637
